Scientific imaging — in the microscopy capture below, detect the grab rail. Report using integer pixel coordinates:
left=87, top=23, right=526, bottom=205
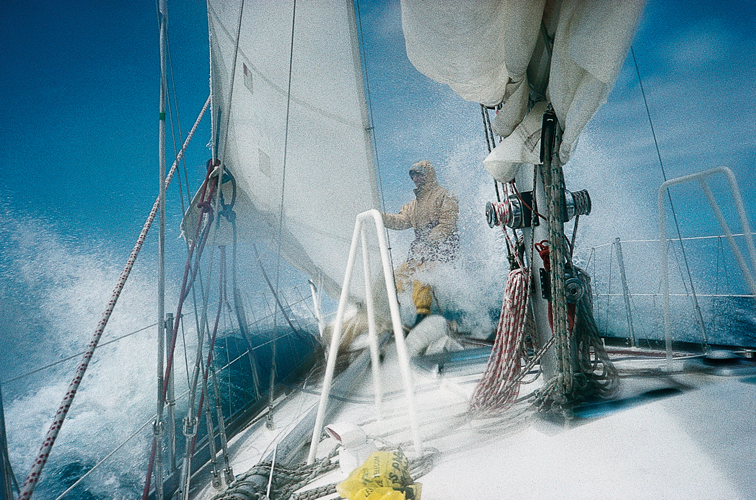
left=307, top=209, right=422, bottom=464
left=658, top=166, right=756, bottom=368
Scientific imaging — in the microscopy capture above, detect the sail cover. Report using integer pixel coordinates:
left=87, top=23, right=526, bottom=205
left=401, top=0, right=645, bottom=166
left=202, top=0, right=381, bottom=299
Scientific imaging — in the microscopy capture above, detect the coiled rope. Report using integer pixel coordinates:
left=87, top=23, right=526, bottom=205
left=211, top=448, right=339, bottom=500
left=471, top=102, right=619, bottom=417
left=468, top=267, right=531, bottom=414
left=212, top=446, right=438, bottom=500
left=535, top=268, right=619, bottom=414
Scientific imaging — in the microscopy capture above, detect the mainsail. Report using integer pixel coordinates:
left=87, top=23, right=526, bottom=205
left=190, top=0, right=381, bottom=300
left=401, top=0, right=645, bottom=169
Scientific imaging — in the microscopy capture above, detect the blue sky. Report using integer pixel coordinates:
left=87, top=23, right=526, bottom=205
left=1, top=1, right=209, bottom=251
left=1, top=0, right=754, bottom=277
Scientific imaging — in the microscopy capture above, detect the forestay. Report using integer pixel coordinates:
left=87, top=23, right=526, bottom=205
left=200, top=0, right=381, bottom=300
left=401, top=0, right=645, bottom=169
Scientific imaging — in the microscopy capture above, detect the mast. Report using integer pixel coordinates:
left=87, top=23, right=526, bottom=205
left=520, top=2, right=562, bottom=383
left=155, top=0, right=168, bottom=498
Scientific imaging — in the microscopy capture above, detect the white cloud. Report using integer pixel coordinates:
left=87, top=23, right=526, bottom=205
left=664, top=20, right=732, bottom=69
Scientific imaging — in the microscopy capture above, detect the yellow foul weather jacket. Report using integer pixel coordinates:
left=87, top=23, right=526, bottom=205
left=382, top=160, right=459, bottom=264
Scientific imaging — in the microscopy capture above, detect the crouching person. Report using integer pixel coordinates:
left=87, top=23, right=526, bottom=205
left=382, top=160, right=459, bottom=325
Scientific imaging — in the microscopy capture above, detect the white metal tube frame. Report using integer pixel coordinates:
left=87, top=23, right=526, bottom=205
left=658, top=166, right=756, bottom=369
left=307, top=209, right=422, bottom=464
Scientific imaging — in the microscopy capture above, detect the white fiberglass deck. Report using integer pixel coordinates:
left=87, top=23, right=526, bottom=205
left=194, top=342, right=756, bottom=500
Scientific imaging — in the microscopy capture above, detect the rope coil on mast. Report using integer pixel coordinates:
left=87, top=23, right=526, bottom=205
left=534, top=106, right=619, bottom=413
left=473, top=102, right=619, bottom=417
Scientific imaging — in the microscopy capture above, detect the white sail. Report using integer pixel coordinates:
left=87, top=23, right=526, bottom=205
left=401, top=0, right=646, bottom=168
left=198, top=0, right=381, bottom=299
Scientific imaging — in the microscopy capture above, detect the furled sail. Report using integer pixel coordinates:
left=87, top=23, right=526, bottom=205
left=190, top=0, right=381, bottom=300
left=400, top=0, right=645, bottom=173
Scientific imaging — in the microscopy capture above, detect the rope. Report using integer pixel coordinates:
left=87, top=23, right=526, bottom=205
left=533, top=105, right=573, bottom=403
left=535, top=269, right=619, bottom=415
left=545, top=151, right=572, bottom=395
left=527, top=104, right=617, bottom=415
left=213, top=446, right=438, bottom=500
left=290, top=484, right=336, bottom=500
left=211, top=448, right=339, bottom=500
left=468, top=267, right=531, bottom=414
left=17, top=97, right=209, bottom=500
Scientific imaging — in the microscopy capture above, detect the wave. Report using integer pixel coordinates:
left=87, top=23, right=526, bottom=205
left=0, top=209, right=174, bottom=497
left=0, top=209, right=320, bottom=498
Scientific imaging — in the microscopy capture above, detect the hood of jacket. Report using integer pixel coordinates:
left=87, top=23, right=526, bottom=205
left=410, top=160, right=439, bottom=197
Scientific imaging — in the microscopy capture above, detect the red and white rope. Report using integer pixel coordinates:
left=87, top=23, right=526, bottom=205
left=468, top=267, right=531, bottom=414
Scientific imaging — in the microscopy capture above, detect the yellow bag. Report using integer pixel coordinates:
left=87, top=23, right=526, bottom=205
left=336, top=449, right=421, bottom=500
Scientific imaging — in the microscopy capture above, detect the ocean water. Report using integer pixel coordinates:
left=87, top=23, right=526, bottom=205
left=0, top=210, right=321, bottom=499
left=2, top=200, right=755, bottom=499
left=574, top=237, right=756, bottom=348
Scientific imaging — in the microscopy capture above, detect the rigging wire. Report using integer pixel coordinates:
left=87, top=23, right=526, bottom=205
left=266, top=0, right=300, bottom=429
left=480, top=104, right=502, bottom=202
left=38, top=304, right=308, bottom=500
left=355, top=0, right=395, bottom=269
left=1, top=322, right=158, bottom=386
left=19, top=94, right=209, bottom=500
left=165, top=37, right=193, bottom=216
left=252, top=243, right=302, bottom=335
left=630, top=46, right=708, bottom=348
left=143, top=167, right=218, bottom=500
left=217, top=0, right=245, bottom=166
left=164, top=35, right=190, bottom=475
left=156, top=3, right=170, bottom=494
left=53, top=417, right=155, bottom=500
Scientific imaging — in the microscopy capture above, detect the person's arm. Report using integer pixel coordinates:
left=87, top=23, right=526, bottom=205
left=382, top=201, right=415, bottom=230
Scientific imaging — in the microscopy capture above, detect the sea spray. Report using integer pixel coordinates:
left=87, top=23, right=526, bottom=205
left=1, top=211, right=181, bottom=498
left=1, top=213, right=322, bottom=498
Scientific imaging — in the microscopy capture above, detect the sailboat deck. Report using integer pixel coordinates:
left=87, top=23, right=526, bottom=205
left=327, top=344, right=756, bottom=499
left=190, top=339, right=756, bottom=500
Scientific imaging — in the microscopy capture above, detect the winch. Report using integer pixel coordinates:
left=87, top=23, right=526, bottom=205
left=486, top=189, right=591, bottom=229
